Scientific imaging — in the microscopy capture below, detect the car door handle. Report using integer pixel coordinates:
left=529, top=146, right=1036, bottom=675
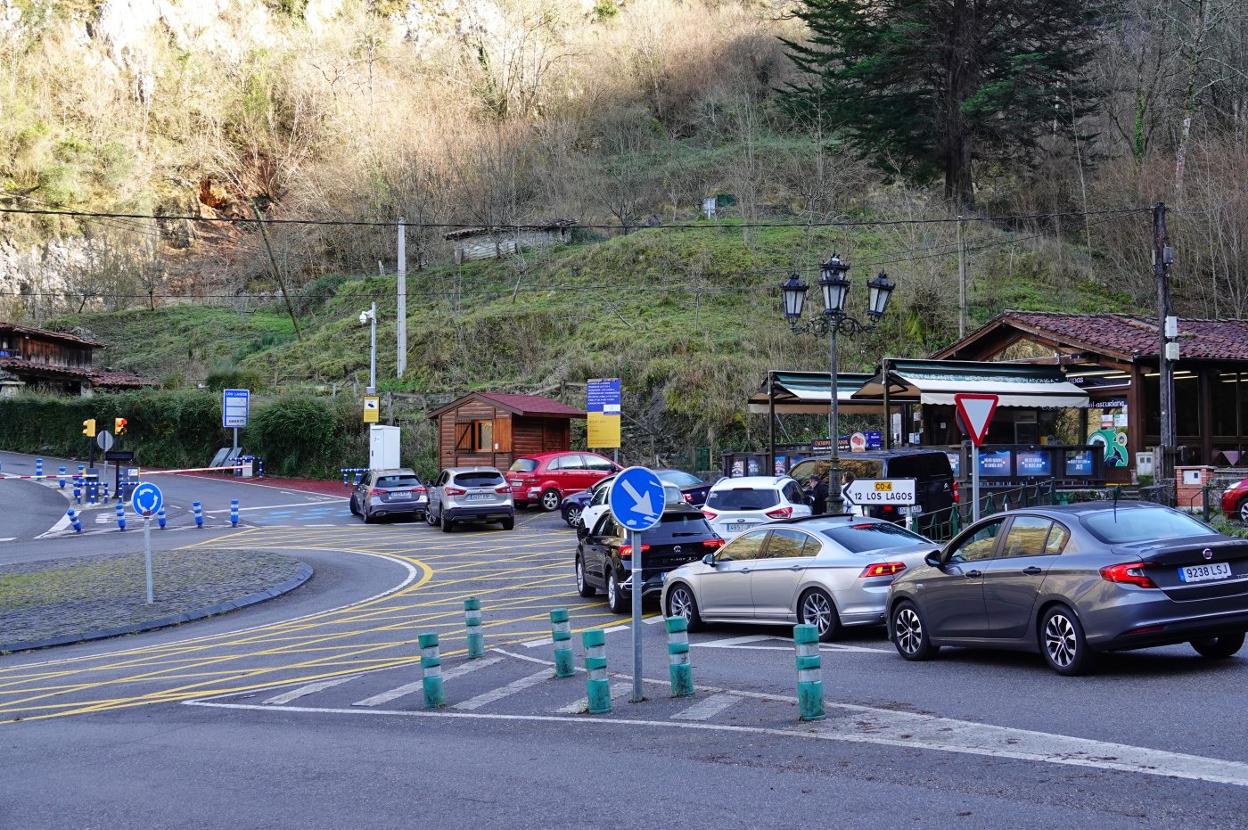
left=741, top=567, right=751, bottom=573
left=965, top=569, right=982, bottom=578
left=1022, top=566, right=1043, bottom=575
left=790, top=565, right=801, bottom=570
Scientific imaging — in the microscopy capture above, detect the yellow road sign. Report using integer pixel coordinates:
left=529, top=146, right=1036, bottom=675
left=363, top=395, right=380, bottom=423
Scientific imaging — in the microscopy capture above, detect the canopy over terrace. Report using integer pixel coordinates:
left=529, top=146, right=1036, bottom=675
left=853, top=359, right=1090, bottom=408
left=748, top=371, right=882, bottom=416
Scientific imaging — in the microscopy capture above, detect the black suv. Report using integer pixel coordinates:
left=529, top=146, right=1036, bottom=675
left=575, top=505, right=723, bottom=614
left=789, top=449, right=955, bottom=534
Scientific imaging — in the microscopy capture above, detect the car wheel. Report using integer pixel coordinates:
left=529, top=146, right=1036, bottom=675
left=563, top=504, right=582, bottom=528
left=1190, top=631, right=1246, bottom=659
left=891, top=601, right=938, bottom=661
left=426, top=507, right=438, bottom=527
left=540, top=488, right=562, bottom=512
left=362, top=509, right=374, bottom=524
left=606, top=569, right=628, bottom=614
left=665, top=583, right=703, bottom=631
left=500, top=517, right=515, bottom=530
left=1238, top=498, right=1248, bottom=524
left=797, top=588, right=841, bottom=642
left=575, top=555, right=596, bottom=597
left=1039, top=605, right=1095, bottom=676
left=349, top=496, right=358, bottom=516
left=441, top=513, right=454, bottom=533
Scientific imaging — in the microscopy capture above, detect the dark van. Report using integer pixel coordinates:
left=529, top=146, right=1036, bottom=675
left=788, top=450, right=955, bottom=534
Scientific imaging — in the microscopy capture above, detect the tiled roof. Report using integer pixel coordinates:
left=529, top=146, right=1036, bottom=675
left=0, top=322, right=104, bottom=348
left=88, top=369, right=158, bottom=388
left=477, top=392, right=585, bottom=417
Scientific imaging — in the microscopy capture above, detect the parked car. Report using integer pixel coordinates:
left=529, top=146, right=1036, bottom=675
left=426, top=467, right=515, bottom=532
left=788, top=450, right=955, bottom=534
left=507, top=451, right=620, bottom=511
left=661, top=515, right=936, bottom=641
left=561, top=474, right=615, bottom=528
left=576, top=477, right=683, bottom=538
left=887, top=502, right=1248, bottom=675
left=1221, top=479, right=1248, bottom=523
left=701, top=476, right=812, bottom=540
left=576, top=504, right=724, bottom=613
left=348, top=468, right=428, bottom=523
left=655, top=468, right=713, bottom=508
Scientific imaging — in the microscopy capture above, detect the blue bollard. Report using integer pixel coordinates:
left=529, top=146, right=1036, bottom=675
left=256, top=458, right=265, bottom=479
left=157, top=507, right=166, bottom=529
left=58, top=465, right=67, bottom=489
left=35, top=457, right=43, bottom=478
left=230, top=498, right=240, bottom=528
left=115, top=502, right=126, bottom=532
left=102, top=482, right=110, bottom=501
left=342, top=469, right=350, bottom=487
left=67, top=508, right=82, bottom=534
left=73, top=482, right=82, bottom=504
left=193, top=500, right=204, bottom=529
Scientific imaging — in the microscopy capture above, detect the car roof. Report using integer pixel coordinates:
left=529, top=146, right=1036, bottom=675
left=796, top=449, right=950, bottom=461
left=373, top=468, right=417, bottom=476
left=982, top=500, right=1166, bottom=517
left=710, top=476, right=794, bottom=489
left=516, top=450, right=609, bottom=460
left=445, top=466, right=504, bottom=474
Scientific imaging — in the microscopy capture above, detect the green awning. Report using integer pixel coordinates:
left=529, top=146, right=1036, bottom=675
left=748, top=371, right=882, bottom=415
left=853, top=359, right=1089, bottom=408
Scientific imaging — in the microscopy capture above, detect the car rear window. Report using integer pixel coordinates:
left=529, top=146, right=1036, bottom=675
left=886, top=454, right=953, bottom=480
left=821, top=522, right=929, bottom=553
left=454, top=471, right=505, bottom=488
left=508, top=459, right=537, bottom=473
left=707, top=488, right=779, bottom=510
left=658, top=470, right=701, bottom=487
left=376, top=475, right=421, bottom=488
left=1081, top=508, right=1214, bottom=544
left=650, top=512, right=716, bottom=541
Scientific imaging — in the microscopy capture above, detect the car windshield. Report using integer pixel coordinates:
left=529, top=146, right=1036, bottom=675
left=658, top=470, right=701, bottom=487
left=455, top=472, right=505, bottom=488
left=821, top=522, right=929, bottom=553
left=376, top=475, right=421, bottom=488
left=1081, top=507, right=1215, bottom=544
left=508, top=459, right=537, bottom=473
left=707, top=487, right=779, bottom=510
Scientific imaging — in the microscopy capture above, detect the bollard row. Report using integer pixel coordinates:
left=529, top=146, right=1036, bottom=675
left=550, top=608, right=574, bottom=678
left=464, top=598, right=484, bottom=659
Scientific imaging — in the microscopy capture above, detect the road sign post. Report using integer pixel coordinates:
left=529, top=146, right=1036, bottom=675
left=953, top=394, right=999, bottom=524
left=609, top=466, right=665, bottom=704
left=131, top=482, right=164, bottom=605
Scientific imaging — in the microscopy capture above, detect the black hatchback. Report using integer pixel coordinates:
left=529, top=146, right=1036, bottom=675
left=575, top=505, right=723, bottom=614
left=790, top=449, right=955, bottom=533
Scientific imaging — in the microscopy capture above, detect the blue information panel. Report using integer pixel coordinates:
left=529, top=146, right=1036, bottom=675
left=223, top=388, right=250, bottom=428
left=1016, top=450, right=1052, bottom=477
left=1065, top=450, right=1094, bottom=477
left=977, top=449, right=1013, bottom=478
left=609, top=466, right=665, bottom=532
left=130, top=481, right=164, bottom=516
left=586, top=378, right=622, bottom=414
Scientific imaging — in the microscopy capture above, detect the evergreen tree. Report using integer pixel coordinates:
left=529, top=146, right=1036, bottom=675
left=783, top=0, right=1109, bottom=208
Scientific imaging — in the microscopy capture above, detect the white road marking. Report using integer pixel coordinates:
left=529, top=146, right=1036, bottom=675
left=694, top=634, right=779, bottom=648
left=672, top=693, right=741, bottom=721
left=601, top=624, right=629, bottom=634
left=353, top=657, right=504, bottom=707
left=452, top=670, right=551, bottom=711
left=643, top=616, right=664, bottom=625
left=262, top=674, right=362, bottom=705
left=203, top=500, right=340, bottom=514
left=522, top=637, right=553, bottom=648
left=0, top=536, right=15, bottom=542
left=554, top=682, right=633, bottom=714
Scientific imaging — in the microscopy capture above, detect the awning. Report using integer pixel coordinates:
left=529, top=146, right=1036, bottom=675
left=853, top=359, right=1089, bottom=408
left=748, top=371, right=883, bottom=415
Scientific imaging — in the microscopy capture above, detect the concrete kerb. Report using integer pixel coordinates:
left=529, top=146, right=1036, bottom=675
left=0, top=563, right=314, bottom=655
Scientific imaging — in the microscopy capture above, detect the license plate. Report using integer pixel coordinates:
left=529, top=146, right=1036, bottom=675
left=465, top=494, right=492, bottom=503
left=390, top=491, right=411, bottom=498
left=725, top=523, right=750, bottom=532
left=1179, top=562, right=1232, bottom=583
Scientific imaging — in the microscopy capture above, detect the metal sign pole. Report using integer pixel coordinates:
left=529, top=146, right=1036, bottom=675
left=232, top=427, right=239, bottom=454
left=143, top=514, right=154, bottom=604
left=971, top=444, right=981, bottom=523
left=631, top=528, right=643, bottom=703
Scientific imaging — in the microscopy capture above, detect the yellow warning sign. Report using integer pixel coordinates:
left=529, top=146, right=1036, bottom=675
left=587, top=411, right=620, bottom=449
left=363, top=395, right=380, bottom=423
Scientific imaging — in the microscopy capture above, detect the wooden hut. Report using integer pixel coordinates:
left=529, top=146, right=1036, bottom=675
left=428, top=392, right=586, bottom=471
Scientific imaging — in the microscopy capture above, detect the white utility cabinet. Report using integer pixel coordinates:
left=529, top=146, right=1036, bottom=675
left=369, top=425, right=401, bottom=470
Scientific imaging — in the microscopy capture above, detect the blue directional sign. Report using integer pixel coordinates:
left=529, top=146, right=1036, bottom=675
left=608, top=466, right=665, bottom=532
left=222, top=388, right=250, bottom=428
left=130, top=481, right=164, bottom=517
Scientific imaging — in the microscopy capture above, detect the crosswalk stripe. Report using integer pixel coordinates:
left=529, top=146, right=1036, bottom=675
left=554, top=681, right=633, bottom=714
left=262, top=675, right=362, bottom=705
left=452, top=670, right=551, bottom=711
left=671, top=693, right=740, bottom=721
left=352, top=657, right=505, bottom=707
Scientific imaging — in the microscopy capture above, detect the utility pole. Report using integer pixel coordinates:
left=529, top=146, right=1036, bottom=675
left=249, top=199, right=302, bottom=341
left=957, top=214, right=967, bottom=338
left=1153, top=202, right=1175, bottom=484
left=397, top=217, right=407, bottom=379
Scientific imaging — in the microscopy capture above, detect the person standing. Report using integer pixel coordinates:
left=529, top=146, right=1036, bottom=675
left=808, top=475, right=829, bottom=515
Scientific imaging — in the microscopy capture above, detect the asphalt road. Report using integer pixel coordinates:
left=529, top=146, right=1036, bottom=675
left=3, top=477, right=1248, bottom=828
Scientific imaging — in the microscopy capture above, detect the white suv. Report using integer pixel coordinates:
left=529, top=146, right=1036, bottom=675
left=701, top=476, right=811, bottom=540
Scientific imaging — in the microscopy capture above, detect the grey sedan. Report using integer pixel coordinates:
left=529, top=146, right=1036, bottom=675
left=349, top=468, right=428, bottom=523
left=660, top=516, right=937, bottom=642
left=887, top=502, right=1248, bottom=675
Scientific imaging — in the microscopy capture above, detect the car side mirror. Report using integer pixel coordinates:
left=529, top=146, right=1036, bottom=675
left=924, top=551, right=943, bottom=568
left=701, top=553, right=717, bottom=566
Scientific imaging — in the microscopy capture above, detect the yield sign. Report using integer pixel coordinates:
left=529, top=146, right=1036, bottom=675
left=954, top=393, right=999, bottom=447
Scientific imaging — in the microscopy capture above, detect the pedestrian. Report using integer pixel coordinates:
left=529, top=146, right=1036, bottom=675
left=840, top=471, right=864, bottom=516
left=808, top=475, right=829, bottom=515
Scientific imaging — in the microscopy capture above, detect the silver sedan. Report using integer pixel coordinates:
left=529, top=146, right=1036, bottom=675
left=660, top=516, right=937, bottom=641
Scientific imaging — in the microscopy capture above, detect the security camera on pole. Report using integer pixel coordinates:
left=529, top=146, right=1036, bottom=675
left=608, top=466, right=666, bottom=704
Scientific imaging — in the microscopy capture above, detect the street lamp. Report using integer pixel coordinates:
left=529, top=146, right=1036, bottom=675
left=780, top=256, right=895, bottom=513
left=359, top=302, right=377, bottom=394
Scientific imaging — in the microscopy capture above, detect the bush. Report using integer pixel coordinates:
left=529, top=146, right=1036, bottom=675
left=204, top=367, right=265, bottom=392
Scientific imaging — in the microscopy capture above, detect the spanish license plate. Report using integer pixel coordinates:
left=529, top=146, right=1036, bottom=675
left=390, top=491, right=411, bottom=498
left=725, top=523, right=750, bottom=532
left=465, top=494, right=492, bottom=503
left=1179, top=562, right=1232, bottom=583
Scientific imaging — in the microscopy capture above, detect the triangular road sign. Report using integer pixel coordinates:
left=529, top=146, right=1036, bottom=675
left=954, top=393, right=999, bottom=447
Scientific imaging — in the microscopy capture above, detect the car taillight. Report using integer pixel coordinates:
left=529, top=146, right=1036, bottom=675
left=445, top=486, right=467, bottom=496
left=702, top=509, right=718, bottom=520
left=683, top=493, right=693, bottom=503
left=369, top=488, right=384, bottom=497
left=495, top=484, right=511, bottom=494
left=952, top=481, right=960, bottom=504
left=702, top=538, right=725, bottom=549
left=1100, top=562, right=1157, bottom=589
left=860, top=562, right=907, bottom=578
left=414, top=486, right=427, bottom=494
left=765, top=506, right=793, bottom=519
left=618, top=543, right=651, bottom=558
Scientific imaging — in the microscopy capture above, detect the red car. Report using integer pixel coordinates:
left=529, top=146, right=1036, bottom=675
left=508, top=451, right=620, bottom=510
left=1222, top=479, right=1248, bottom=523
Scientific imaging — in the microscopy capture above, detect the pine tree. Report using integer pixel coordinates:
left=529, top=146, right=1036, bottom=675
left=783, top=0, right=1109, bottom=208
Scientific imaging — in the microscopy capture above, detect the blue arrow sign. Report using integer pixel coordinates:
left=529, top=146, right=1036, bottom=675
left=130, top=481, right=164, bottom=517
left=608, top=466, right=665, bottom=532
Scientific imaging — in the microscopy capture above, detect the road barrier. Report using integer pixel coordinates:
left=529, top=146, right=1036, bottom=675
left=230, top=499, right=240, bottom=528
left=419, top=632, right=445, bottom=708
left=793, top=624, right=825, bottom=722
left=57, top=465, right=66, bottom=489
left=550, top=609, right=574, bottom=678
left=340, top=467, right=368, bottom=487
left=114, top=502, right=126, bottom=532
left=192, top=501, right=204, bottom=529
left=464, top=598, right=484, bottom=659
left=583, top=629, right=610, bottom=714
left=666, top=616, right=693, bottom=697
left=157, top=507, right=166, bottom=529
left=66, top=508, right=82, bottom=534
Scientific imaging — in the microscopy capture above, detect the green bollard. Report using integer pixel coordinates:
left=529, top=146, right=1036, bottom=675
left=666, top=616, right=693, bottom=698
left=464, top=598, right=484, bottom=659
left=419, top=632, right=445, bottom=708
left=583, top=629, right=611, bottom=714
left=793, top=624, right=825, bottom=722
left=551, top=608, right=575, bottom=678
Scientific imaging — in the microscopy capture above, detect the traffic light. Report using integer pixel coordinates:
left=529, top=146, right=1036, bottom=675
left=82, top=418, right=96, bottom=438
left=114, top=417, right=128, bottom=435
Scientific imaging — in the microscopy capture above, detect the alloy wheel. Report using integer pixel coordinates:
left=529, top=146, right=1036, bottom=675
left=895, top=607, right=923, bottom=656
left=668, top=586, right=693, bottom=620
left=576, top=559, right=586, bottom=592
left=1239, top=498, right=1248, bottom=524
left=801, top=591, right=833, bottom=636
left=567, top=506, right=581, bottom=527
left=1044, top=613, right=1078, bottom=668
left=542, top=490, right=561, bottom=511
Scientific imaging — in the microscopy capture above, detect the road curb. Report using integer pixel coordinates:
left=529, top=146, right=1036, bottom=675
left=0, top=563, right=314, bottom=655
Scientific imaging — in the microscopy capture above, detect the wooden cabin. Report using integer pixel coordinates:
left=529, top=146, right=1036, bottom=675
left=0, top=322, right=154, bottom=396
left=443, top=220, right=576, bottom=264
left=428, top=392, right=586, bottom=471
